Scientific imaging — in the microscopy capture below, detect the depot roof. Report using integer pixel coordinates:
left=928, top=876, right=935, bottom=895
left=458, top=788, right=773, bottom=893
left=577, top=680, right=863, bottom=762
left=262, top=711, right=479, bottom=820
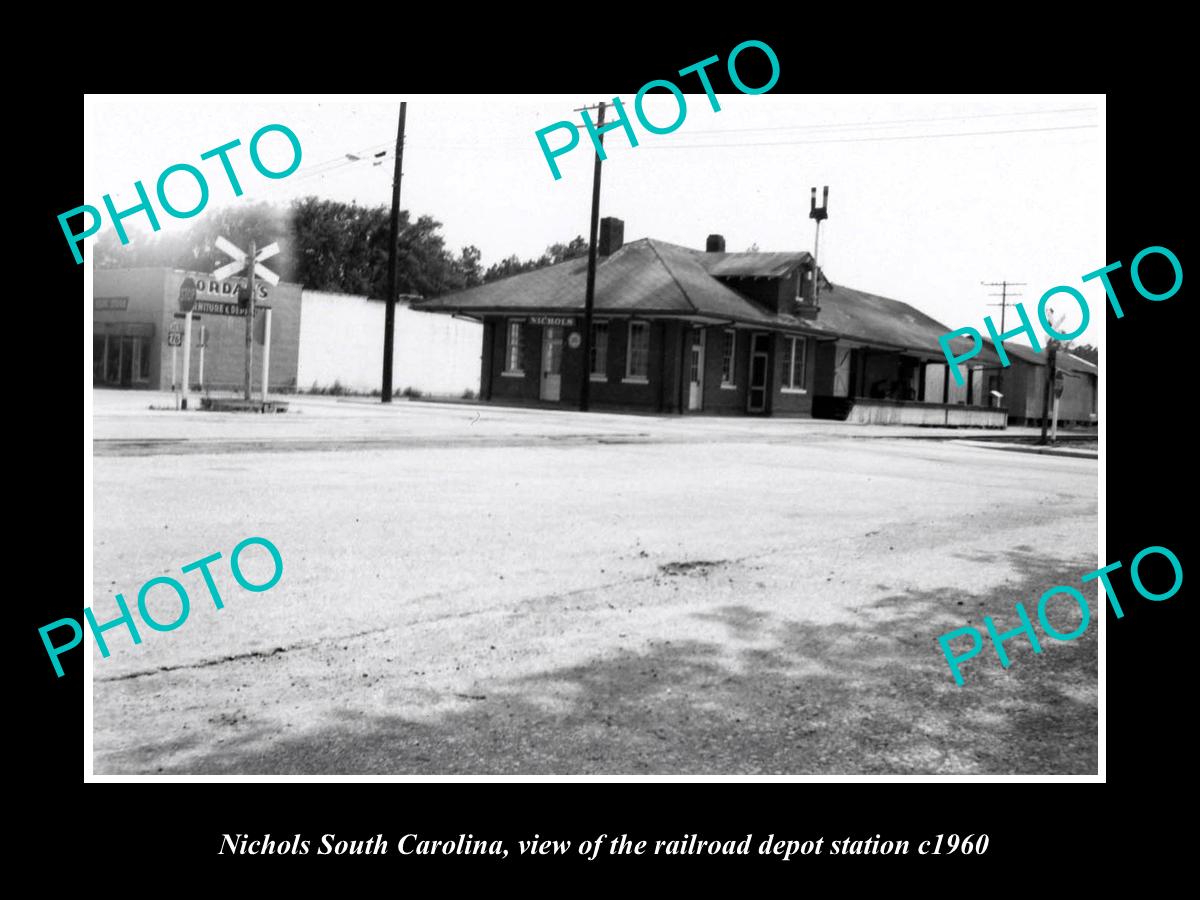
left=985, top=339, right=1098, bottom=374
left=416, top=237, right=993, bottom=359
left=418, top=238, right=834, bottom=336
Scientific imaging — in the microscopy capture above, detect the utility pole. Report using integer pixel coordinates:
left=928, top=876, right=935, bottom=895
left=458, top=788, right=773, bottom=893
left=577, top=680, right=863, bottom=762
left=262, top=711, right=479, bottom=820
left=576, top=101, right=606, bottom=412
left=244, top=239, right=256, bottom=401
left=1040, top=340, right=1059, bottom=444
left=982, top=280, right=1025, bottom=410
left=983, top=280, right=1026, bottom=336
left=382, top=101, right=408, bottom=404
left=809, top=186, right=828, bottom=304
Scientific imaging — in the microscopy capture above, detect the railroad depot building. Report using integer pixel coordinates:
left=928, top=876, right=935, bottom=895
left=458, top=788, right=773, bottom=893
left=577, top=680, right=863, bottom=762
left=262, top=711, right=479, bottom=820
left=92, top=268, right=481, bottom=397
left=417, top=218, right=1009, bottom=425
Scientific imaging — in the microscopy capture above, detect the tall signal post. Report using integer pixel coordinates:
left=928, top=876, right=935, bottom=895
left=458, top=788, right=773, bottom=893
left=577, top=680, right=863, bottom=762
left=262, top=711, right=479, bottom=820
left=809, top=186, right=829, bottom=304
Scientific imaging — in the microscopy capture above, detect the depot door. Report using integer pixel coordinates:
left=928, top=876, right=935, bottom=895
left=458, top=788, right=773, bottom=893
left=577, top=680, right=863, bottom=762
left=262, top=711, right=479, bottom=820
left=540, top=326, right=563, bottom=401
left=687, top=328, right=705, bottom=410
left=747, top=333, right=770, bottom=413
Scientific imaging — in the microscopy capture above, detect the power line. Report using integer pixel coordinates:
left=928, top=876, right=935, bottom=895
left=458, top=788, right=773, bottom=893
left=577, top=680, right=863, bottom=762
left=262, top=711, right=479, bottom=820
left=642, top=123, right=1099, bottom=150
left=680, top=106, right=1097, bottom=137
left=284, top=109, right=1098, bottom=157
left=983, top=280, right=1026, bottom=335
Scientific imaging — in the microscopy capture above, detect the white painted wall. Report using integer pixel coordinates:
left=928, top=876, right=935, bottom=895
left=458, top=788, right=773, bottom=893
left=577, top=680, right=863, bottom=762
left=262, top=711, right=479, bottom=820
left=924, top=362, right=968, bottom=404
left=297, top=291, right=481, bottom=396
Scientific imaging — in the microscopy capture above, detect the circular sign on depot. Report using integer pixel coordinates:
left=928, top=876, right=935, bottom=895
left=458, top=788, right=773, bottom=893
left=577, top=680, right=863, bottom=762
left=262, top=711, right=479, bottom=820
left=567, top=331, right=582, bottom=350
left=178, top=276, right=197, bottom=311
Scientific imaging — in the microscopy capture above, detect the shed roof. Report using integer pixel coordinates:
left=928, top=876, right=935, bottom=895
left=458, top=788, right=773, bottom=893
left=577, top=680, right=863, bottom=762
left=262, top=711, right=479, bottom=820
left=984, top=339, right=1098, bottom=373
left=699, top=251, right=811, bottom=279
left=815, top=284, right=1002, bottom=363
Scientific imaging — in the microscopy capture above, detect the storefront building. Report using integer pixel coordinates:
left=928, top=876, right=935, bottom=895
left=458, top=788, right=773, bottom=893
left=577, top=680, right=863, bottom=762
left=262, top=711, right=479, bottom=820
left=93, top=268, right=302, bottom=392
left=92, top=268, right=482, bottom=398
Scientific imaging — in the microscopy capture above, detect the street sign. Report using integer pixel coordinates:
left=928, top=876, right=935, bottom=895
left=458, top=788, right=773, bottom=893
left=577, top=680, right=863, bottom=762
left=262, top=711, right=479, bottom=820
left=194, top=300, right=249, bottom=317
left=212, top=236, right=281, bottom=285
left=208, top=236, right=284, bottom=402
left=167, top=332, right=183, bottom=347
left=178, top=276, right=197, bottom=311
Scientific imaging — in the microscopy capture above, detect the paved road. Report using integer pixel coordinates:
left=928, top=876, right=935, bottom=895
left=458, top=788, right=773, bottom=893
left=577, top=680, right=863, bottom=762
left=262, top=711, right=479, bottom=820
left=88, top=392, right=1098, bottom=774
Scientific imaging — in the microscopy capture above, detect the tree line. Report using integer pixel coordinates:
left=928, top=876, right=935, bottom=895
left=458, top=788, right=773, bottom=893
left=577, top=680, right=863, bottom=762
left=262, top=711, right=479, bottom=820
left=94, top=197, right=588, bottom=300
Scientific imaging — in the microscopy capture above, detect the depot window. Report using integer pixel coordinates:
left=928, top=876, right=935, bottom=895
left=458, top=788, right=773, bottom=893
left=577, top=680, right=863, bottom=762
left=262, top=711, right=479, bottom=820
left=782, top=336, right=808, bottom=392
left=503, top=320, right=524, bottom=376
left=590, top=321, right=608, bottom=379
left=721, top=329, right=737, bottom=387
left=625, top=320, right=649, bottom=381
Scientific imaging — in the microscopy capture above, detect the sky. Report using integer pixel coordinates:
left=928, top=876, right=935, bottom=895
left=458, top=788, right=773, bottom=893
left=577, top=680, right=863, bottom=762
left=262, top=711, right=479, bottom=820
left=84, top=93, right=1105, bottom=350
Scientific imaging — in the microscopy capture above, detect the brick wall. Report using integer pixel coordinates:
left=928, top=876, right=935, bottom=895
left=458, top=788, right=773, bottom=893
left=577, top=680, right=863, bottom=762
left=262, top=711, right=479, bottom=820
left=698, top=326, right=748, bottom=414
left=166, top=270, right=302, bottom=393
left=773, top=333, right=815, bottom=417
left=483, top=316, right=680, bottom=412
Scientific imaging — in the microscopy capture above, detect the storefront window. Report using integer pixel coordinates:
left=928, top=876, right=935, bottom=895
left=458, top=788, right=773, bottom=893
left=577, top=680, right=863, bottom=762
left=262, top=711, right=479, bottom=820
left=105, top=336, right=121, bottom=383
left=136, top=337, right=151, bottom=382
left=94, top=336, right=107, bottom=382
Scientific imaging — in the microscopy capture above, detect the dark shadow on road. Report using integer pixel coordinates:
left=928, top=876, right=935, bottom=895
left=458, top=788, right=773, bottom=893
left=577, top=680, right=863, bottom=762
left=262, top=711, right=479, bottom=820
left=110, top=550, right=1096, bottom=775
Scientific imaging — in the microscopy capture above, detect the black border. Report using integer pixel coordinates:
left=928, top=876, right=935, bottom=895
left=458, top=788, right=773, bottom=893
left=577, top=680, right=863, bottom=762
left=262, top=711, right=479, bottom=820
left=40, top=23, right=1189, bottom=883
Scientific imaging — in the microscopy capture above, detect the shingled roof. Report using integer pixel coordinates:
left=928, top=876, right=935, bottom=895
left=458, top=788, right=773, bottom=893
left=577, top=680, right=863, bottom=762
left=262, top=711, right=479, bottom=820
left=416, top=235, right=992, bottom=360
left=985, top=339, right=1098, bottom=374
left=418, top=238, right=834, bottom=336
left=699, top=250, right=810, bottom=279
left=815, top=284, right=1003, bottom=364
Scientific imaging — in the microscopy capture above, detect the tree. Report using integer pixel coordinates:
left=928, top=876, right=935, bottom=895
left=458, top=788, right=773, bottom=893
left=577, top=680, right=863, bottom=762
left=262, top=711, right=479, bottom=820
left=455, top=246, right=483, bottom=288
left=1068, top=342, right=1098, bottom=364
left=95, top=198, right=588, bottom=299
left=482, top=235, right=588, bottom=283
left=95, top=201, right=294, bottom=275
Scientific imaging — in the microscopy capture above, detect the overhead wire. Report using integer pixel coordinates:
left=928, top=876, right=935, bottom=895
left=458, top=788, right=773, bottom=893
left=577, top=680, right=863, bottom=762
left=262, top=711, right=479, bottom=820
left=639, top=123, right=1099, bottom=150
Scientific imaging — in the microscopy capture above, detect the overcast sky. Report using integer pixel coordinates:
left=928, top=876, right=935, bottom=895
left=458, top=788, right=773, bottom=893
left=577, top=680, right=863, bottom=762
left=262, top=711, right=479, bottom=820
left=85, top=93, right=1105, bottom=349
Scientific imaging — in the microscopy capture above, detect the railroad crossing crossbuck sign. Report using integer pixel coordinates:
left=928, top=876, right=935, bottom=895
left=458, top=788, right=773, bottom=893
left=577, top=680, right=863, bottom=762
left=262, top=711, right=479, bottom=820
left=212, top=236, right=281, bottom=285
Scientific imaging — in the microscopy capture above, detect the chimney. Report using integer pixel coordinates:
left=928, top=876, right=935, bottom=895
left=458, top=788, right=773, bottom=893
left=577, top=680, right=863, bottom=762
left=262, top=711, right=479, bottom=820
left=802, top=261, right=817, bottom=303
left=706, top=234, right=726, bottom=253
left=598, top=217, right=624, bottom=256
left=792, top=260, right=820, bottom=319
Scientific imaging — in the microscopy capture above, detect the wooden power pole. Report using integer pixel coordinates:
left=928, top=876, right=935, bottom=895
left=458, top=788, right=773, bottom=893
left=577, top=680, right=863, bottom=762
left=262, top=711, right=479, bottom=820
left=382, top=101, right=408, bottom=403
left=577, top=101, right=606, bottom=412
left=983, top=280, right=1026, bottom=336
left=1040, top=340, right=1059, bottom=444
